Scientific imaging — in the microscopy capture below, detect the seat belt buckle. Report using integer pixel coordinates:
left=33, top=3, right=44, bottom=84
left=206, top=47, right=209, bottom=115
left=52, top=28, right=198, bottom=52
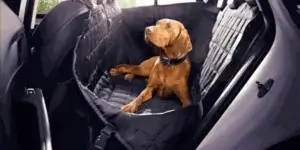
left=100, top=123, right=114, bottom=138
left=94, top=123, right=116, bottom=150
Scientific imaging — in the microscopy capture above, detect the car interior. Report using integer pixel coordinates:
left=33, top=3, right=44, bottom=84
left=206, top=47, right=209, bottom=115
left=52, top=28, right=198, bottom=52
left=1, top=0, right=300, bottom=149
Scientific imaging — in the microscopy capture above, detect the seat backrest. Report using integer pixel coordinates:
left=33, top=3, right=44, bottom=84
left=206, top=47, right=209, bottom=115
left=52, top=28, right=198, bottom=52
left=29, top=0, right=89, bottom=78
left=178, top=1, right=264, bottom=149
left=0, top=1, right=27, bottom=149
left=198, top=0, right=262, bottom=112
left=26, top=0, right=89, bottom=97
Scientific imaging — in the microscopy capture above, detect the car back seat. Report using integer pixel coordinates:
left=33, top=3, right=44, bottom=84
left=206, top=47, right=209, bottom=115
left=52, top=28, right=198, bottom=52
left=199, top=0, right=263, bottom=113
left=22, top=1, right=94, bottom=149
left=178, top=0, right=264, bottom=149
left=26, top=0, right=89, bottom=102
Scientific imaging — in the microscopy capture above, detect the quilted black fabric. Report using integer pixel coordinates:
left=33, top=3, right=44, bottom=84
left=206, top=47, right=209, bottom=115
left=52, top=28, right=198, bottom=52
left=72, top=1, right=261, bottom=150
left=75, top=2, right=217, bottom=114
left=199, top=3, right=259, bottom=97
left=73, top=2, right=213, bottom=150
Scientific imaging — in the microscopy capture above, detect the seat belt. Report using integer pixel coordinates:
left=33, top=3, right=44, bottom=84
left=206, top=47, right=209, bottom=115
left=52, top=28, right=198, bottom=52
left=48, top=78, right=74, bottom=116
left=92, top=123, right=116, bottom=150
left=48, top=83, right=69, bottom=115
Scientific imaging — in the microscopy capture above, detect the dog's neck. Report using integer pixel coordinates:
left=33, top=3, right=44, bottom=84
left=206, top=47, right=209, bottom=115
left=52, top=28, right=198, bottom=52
left=155, top=28, right=189, bottom=65
left=159, top=30, right=188, bottom=65
left=159, top=53, right=187, bottom=66
left=161, top=45, right=185, bottom=59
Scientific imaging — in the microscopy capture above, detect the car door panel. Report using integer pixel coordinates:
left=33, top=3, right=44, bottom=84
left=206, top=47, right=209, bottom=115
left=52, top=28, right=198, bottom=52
left=197, top=0, right=300, bottom=149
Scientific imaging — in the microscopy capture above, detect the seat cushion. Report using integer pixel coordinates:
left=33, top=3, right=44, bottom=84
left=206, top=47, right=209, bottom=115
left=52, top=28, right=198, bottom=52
left=93, top=71, right=183, bottom=114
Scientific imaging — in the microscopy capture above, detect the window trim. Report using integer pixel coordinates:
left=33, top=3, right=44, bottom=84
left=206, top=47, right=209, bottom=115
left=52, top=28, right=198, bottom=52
left=35, top=0, right=199, bottom=15
left=116, top=0, right=197, bottom=8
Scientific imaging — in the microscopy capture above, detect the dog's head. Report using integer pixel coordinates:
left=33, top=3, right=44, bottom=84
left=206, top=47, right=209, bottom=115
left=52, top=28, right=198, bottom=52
left=144, top=18, right=192, bottom=58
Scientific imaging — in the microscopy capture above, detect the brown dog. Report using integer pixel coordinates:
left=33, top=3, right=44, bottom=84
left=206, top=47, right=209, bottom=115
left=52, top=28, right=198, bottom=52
left=110, top=18, right=192, bottom=113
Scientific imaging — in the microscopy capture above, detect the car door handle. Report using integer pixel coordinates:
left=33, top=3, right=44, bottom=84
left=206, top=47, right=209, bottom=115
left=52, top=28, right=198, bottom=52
left=22, top=88, right=52, bottom=150
left=255, top=79, right=274, bottom=98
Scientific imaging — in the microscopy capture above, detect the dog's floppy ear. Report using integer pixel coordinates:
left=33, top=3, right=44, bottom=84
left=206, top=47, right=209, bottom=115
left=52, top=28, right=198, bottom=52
left=178, top=29, right=192, bottom=54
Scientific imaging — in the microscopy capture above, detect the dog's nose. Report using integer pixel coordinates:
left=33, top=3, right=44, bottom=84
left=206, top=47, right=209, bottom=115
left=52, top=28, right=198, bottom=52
left=145, top=27, right=152, bottom=34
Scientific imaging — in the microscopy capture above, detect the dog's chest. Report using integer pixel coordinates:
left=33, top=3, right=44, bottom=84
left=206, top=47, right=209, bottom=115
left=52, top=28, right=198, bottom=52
left=152, top=61, right=188, bottom=86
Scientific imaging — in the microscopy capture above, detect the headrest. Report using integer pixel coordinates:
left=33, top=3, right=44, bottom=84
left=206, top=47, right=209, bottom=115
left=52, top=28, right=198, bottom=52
left=217, top=0, right=227, bottom=9
left=245, top=0, right=257, bottom=6
left=203, top=0, right=227, bottom=10
left=227, top=0, right=256, bottom=9
left=95, top=0, right=116, bottom=4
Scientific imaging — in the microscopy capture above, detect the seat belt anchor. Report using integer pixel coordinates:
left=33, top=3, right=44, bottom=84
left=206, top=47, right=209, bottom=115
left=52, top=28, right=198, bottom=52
left=94, top=123, right=116, bottom=150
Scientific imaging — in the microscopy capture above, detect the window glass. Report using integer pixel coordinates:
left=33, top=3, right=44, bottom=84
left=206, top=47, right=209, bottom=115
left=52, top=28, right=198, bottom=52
left=37, top=0, right=62, bottom=14
left=37, top=0, right=197, bottom=14
left=116, top=0, right=196, bottom=8
left=157, top=0, right=196, bottom=5
left=116, top=0, right=153, bottom=8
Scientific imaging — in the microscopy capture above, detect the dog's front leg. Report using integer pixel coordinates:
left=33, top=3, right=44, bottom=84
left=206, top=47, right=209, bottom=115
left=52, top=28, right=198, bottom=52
left=171, top=81, right=191, bottom=108
left=110, top=64, right=138, bottom=77
left=121, top=86, right=156, bottom=113
left=110, top=56, right=158, bottom=80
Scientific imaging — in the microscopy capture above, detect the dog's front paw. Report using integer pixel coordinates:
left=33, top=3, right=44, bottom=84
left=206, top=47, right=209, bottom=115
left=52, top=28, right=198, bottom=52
left=121, top=103, right=138, bottom=113
left=125, top=74, right=135, bottom=81
left=110, top=68, right=121, bottom=76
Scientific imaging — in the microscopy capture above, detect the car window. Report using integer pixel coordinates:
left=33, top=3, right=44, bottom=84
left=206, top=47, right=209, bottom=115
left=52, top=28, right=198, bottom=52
left=116, top=0, right=153, bottom=8
left=116, top=0, right=196, bottom=8
left=296, top=5, right=300, bottom=28
left=36, top=0, right=197, bottom=14
left=37, top=0, right=62, bottom=14
left=157, top=0, right=196, bottom=5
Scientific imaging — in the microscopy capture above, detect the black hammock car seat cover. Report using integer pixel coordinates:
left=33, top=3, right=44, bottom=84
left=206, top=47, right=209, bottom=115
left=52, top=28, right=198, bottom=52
left=199, top=1, right=259, bottom=98
left=73, top=2, right=207, bottom=150
left=31, top=0, right=89, bottom=78
left=72, top=1, right=259, bottom=150
left=198, top=0, right=261, bottom=113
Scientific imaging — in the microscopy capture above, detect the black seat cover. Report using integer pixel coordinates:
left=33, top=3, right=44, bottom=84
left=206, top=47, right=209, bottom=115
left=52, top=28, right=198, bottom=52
left=24, top=1, right=92, bottom=149
left=72, top=2, right=217, bottom=150
left=179, top=1, right=263, bottom=149
left=0, top=1, right=27, bottom=149
left=41, top=0, right=263, bottom=149
left=28, top=0, right=89, bottom=88
left=199, top=0, right=261, bottom=112
left=69, top=0, right=263, bottom=149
